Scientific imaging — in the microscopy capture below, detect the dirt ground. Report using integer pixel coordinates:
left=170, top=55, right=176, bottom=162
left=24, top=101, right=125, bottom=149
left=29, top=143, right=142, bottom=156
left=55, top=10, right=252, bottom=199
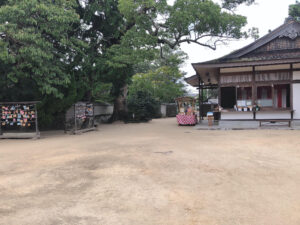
left=1, top=118, right=300, bottom=225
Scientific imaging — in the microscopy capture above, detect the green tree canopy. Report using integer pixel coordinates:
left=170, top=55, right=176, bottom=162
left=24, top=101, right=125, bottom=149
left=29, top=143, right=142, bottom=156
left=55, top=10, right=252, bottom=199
left=118, top=0, right=255, bottom=51
left=129, top=46, right=187, bottom=104
left=0, top=0, right=86, bottom=100
left=289, top=1, right=300, bottom=19
left=127, top=90, right=160, bottom=122
left=130, top=66, right=186, bottom=103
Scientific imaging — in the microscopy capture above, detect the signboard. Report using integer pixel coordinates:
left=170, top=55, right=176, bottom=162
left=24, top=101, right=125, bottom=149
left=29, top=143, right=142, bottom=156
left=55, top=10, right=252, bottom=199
left=0, top=102, right=39, bottom=138
left=74, top=102, right=94, bottom=131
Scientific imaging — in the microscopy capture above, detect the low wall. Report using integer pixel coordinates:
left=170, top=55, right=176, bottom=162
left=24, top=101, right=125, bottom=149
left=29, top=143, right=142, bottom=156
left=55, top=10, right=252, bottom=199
left=221, top=111, right=254, bottom=120
left=65, top=102, right=114, bottom=128
left=293, top=83, right=300, bottom=119
left=221, top=110, right=292, bottom=120
left=160, top=105, right=167, bottom=117
left=94, top=103, right=114, bottom=124
left=94, top=104, right=113, bottom=116
left=256, top=111, right=291, bottom=120
left=161, top=104, right=177, bottom=117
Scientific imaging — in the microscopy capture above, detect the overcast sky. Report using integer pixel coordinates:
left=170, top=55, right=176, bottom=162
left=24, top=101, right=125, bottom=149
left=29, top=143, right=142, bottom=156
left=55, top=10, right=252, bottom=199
left=181, top=0, right=296, bottom=85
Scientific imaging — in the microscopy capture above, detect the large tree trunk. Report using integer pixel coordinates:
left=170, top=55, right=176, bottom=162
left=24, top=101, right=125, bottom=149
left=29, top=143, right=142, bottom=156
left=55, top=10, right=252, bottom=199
left=85, top=89, right=92, bottom=102
left=110, top=84, right=129, bottom=122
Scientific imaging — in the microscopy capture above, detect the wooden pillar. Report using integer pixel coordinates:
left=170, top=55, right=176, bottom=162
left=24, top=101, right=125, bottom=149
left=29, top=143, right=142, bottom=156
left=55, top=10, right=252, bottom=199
left=272, top=84, right=275, bottom=109
left=252, top=66, right=256, bottom=120
left=217, top=68, right=221, bottom=107
left=201, top=87, right=204, bottom=120
left=34, top=103, right=40, bottom=138
left=252, top=66, right=256, bottom=104
left=290, top=63, right=293, bottom=110
left=235, top=85, right=238, bottom=107
left=198, top=73, right=202, bottom=123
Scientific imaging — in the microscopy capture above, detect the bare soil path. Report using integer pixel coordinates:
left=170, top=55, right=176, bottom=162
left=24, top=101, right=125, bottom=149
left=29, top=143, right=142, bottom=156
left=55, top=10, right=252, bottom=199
left=1, top=118, right=300, bottom=225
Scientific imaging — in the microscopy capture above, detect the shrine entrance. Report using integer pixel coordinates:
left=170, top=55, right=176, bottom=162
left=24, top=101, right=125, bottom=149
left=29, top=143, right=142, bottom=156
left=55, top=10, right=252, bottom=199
left=274, top=84, right=290, bottom=109
left=221, top=87, right=236, bottom=109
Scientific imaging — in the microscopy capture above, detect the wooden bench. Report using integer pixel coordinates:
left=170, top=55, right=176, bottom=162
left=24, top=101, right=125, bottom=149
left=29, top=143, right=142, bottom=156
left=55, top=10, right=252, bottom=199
left=259, top=119, right=292, bottom=127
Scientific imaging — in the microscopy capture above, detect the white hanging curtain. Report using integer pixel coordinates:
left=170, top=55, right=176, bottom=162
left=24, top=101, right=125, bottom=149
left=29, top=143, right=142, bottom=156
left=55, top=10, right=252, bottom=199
left=256, top=71, right=291, bottom=82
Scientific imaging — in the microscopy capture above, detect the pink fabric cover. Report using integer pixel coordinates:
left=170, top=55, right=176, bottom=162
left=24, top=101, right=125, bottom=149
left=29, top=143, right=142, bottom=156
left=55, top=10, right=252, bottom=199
left=176, top=114, right=197, bottom=125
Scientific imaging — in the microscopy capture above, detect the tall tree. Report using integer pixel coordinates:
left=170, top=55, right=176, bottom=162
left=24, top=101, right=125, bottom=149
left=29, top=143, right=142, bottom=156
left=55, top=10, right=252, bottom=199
left=74, top=0, right=123, bottom=101
left=129, top=66, right=186, bottom=103
left=74, top=0, right=133, bottom=120
left=0, top=0, right=88, bottom=127
left=74, top=0, right=256, bottom=121
left=129, top=46, right=187, bottom=103
left=0, top=0, right=86, bottom=99
left=107, top=0, right=256, bottom=120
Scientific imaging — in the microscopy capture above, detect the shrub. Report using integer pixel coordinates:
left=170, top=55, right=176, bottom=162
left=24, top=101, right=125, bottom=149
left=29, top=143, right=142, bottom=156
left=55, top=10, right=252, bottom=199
left=127, top=90, right=160, bottom=122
